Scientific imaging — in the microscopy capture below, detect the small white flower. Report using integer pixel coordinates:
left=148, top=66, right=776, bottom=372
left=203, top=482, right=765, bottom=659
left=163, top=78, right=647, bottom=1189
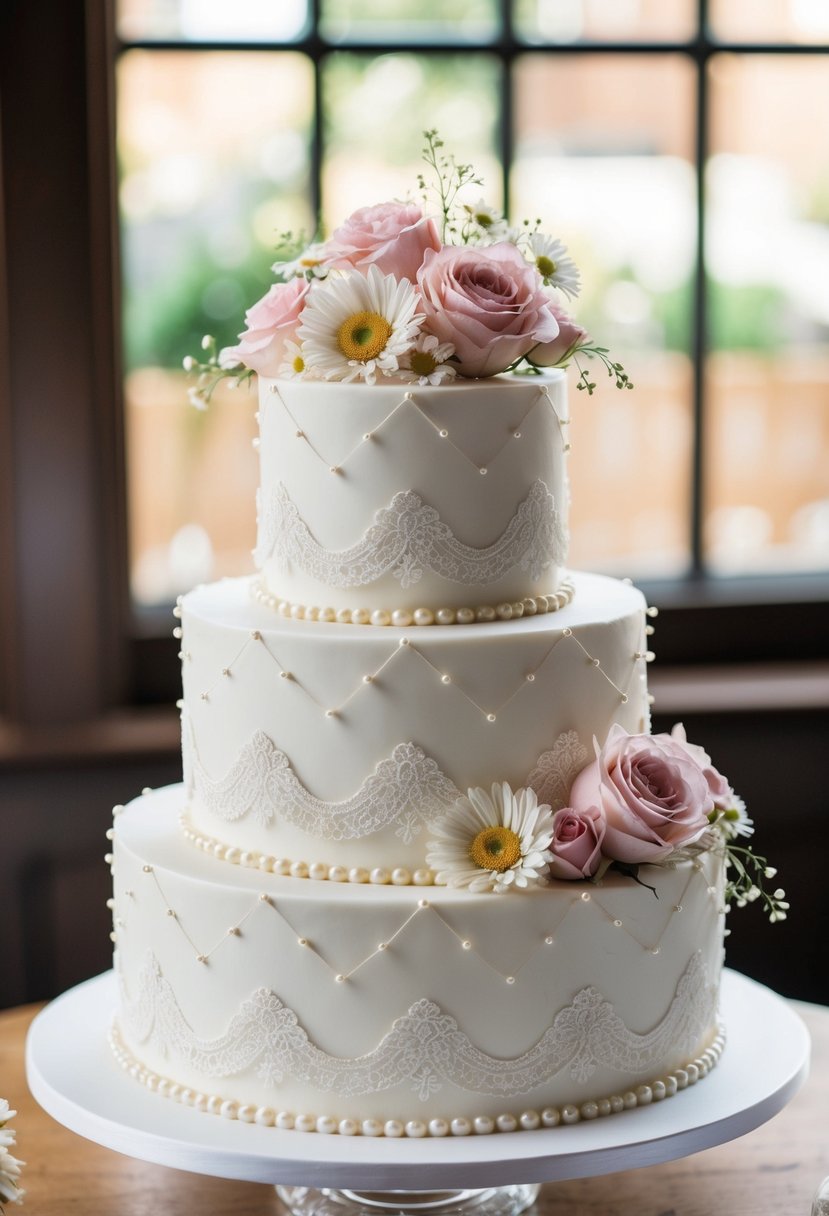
left=398, top=333, right=457, bottom=386
left=720, top=796, right=754, bottom=839
left=463, top=198, right=511, bottom=241
left=272, top=242, right=330, bottom=281
left=298, top=265, right=423, bottom=385
left=0, top=1101, right=24, bottom=1208
left=529, top=233, right=581, bottom=300
left=186, top=386, right=208, bottom=411
left=426, top=782, right=554, bottom=894
left=278, top=338, right=308, bottom=379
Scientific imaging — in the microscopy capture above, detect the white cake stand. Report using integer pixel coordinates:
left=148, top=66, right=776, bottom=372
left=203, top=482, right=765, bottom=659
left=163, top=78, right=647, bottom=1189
left=26, top=969, right=809, bottom=1216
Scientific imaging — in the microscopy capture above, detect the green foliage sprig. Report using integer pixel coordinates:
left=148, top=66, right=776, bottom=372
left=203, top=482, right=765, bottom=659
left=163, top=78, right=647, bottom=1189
left=417, top=129, right=484, bottom=244
left=573, top=345, right=634, bottom=396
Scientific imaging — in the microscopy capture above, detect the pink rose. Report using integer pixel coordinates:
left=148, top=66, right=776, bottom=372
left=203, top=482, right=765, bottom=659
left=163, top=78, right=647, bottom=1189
left=670, top=723, right=735, bottom=810
left=222, top=278, right=309, bottom=377
left=548, top=805, right=606, bottom=881
left=526, top=302, right=588, bottom=368
left=416, top=243, right=559, bottom=377
left=327, top=202, right=441, bottom=283
left=569, top=724, right=714, bottom=864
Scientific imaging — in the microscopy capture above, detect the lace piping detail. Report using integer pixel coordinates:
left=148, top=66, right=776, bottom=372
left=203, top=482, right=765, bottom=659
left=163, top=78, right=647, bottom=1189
left=526, top=730, right=590, bottom=811
left=120, top=951, right=716, bottom=1099
left=183, top=714, right=461, bottom=844
left=255, top=480, right=566, bottom=588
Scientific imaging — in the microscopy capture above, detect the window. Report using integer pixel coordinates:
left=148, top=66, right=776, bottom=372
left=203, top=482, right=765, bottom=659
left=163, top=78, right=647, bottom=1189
left=116, top=1, right=829, bottom=630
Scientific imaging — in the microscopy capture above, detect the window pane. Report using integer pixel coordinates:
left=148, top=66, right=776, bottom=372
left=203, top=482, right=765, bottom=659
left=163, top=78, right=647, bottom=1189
left=118, top=51, right=314, bottom=604
left=117, top=0, right=309, bottom=42
left=322, top=54, right=501, bottom=224
left=514, top=0, right=695, bottom=43
left=705, top=54, right=829, bottom=575
left=513, top=54, right=696, bottom=577
left=709, top=0, right=829, bottom=43
left=320, top=0, right=498, bottom=43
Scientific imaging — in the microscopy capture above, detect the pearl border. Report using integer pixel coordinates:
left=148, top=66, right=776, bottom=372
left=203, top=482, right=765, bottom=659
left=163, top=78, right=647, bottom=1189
left=179, top=812, right=435, bottom=887
left=109, top=1021, right=725, bottom=1137
left=250, top=577, right=576, bottom=627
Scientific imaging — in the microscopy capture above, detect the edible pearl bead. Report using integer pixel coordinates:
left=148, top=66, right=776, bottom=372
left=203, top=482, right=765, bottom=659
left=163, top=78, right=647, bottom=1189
left=238, top=1104, right=257, bottom=1123
left=435, top=607, right=456, bottom=625
left=384, top=1120, right=404, bottom=1138
left=456, top=607, right=475, bottom=625
left=597, top=1098, right=612, bottom=1117
left=429, top=1118, right=449, bottom=1137
left=255, top=1107, right=275, bottom=1126
left=541, top=1107, right=561, bottom=1127
left=317, top=1115, right=338, bottom=1134
left=336, top=608, right=351, bottom=624
left=259, top=855, right=275, bottom=872
left=362, top=1119, right=384, bottom=1137
left=413, top=607, right=435, bottom=626
left=636, top=1085, right=653, bottom=1105
left=522, top=598, right=537, bottom=615
left=391, top=609, right=413, bottom=627
left=319, top=607, right=336, bottom=622
left=295, top=1114, right=316, bottom=1133
left=328, top=865, right=348, bottom=883
left=225, top=847, right=240, bottom=865
left=609, top=1095, right=625, bottom=1114
left=370, top=868, right=390, bottom=885
left=450, top=1117, right=472, bottom=1136
left=511, top=601, right=524, bottom=618
left=205, top=1093, right=222, bottom=1114
left=306, top=606, right=320, bottom=621
left=474, top=1115, right=495, bottom=1134
left=580, top=1101, right=599, bottom=1120
left=652, top=1080, right=667, bottom=1101
left=519, top=1110, right=540, bottom=1131
left=685, top=1063, right=700, bottom=1084
left=561, top=1104, right=580, bottom=1124
left=276, top=1112, right=295, bottom=1130
left=495, top=602, right=513, bottom=620
left=339, top=1118, right=359, bottom=1136
left=274, top=858, right=292, bottom=876
left=348, top=867, right=369, bottom=884
left=352, top=608, right=370, bottom=625
left=371, top=609, right=391, bottom=627
left=290, top=860, right=309, bottom=879
left=476, top=606, right=496, bottom=622
left=290, top=603, right=305, bottom=620
left=391, top=867, right=411, bottom=886
left=308, top=862, right=328, bottom=881
left=412, top=869, right=432, bottom=886
left=496, top=1113, right=518, bottom=1133
left=406, top=1120, right=427, bottom=1138
left=664, top=1076, right=678, bottom=1097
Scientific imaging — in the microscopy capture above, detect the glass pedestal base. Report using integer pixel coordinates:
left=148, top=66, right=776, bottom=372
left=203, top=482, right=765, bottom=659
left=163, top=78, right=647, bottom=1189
left=276, top=1185, right=540, bottom=1216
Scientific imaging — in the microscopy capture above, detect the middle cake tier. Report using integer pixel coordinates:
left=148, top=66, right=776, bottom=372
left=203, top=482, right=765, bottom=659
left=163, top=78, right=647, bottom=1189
left=180, top=572, right=651, bottom=874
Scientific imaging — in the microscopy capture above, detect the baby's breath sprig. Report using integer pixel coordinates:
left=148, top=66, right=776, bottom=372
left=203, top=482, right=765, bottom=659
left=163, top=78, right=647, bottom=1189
left=418, top=129, right=483, bottom=244
left=723, top=843, right=788, bottom=924
left=183, top=335, right=254, bottom=410
left=573, top=345, right=634, bottom=395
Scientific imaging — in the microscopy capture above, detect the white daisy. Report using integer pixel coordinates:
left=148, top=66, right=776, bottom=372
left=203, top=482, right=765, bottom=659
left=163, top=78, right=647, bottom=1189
left=398, top=333, right=457, bottom=386
left=463, top=198, right=511, bottom=242
left=426, top=782, right=554, bottom=894
left=272, top=241, right=331, bottom=281
left=719, top=795, right=755, bottom=839
left=0, top=1102, right=24, bottom=1208
left=278, top=338, right=308, bottom=379
left=298, top=265, right=423, bottom=385
left=529, top=233, right=581, bottom=300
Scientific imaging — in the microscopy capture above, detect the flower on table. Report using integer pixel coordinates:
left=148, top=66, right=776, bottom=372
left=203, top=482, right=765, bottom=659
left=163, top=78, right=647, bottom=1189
left=0, top=1100, right=24, bottom=1210
left=426, top=782, right=554, bottom=893
left=297, top=264, right=423, bottom=385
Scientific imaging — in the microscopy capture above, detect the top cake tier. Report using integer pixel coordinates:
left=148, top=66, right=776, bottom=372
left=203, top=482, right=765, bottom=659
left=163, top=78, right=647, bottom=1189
left=254, top=371, right=569, bottom=616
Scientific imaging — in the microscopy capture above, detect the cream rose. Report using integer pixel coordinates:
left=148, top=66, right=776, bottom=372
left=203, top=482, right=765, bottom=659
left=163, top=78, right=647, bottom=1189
left=327, top=201, right=441, bottom=284
left=416, top=243, right=559, bottom=377
left=569, top=724, right=714, bottom=864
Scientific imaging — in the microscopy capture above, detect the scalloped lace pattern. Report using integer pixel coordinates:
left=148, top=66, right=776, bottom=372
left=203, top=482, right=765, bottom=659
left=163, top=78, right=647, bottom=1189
left=525, top=730, right=590, bottom=811
left=120, top=951, right=716, bottom=1099
left=255, top=480, right=567, bottom=589
left=183, top=716, right=461, bottom=844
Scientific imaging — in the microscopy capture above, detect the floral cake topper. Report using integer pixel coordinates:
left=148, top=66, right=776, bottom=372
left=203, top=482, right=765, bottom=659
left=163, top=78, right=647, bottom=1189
left=427, top=723, right=787, bottom=924
left=186, top=131, right=633, bottom=405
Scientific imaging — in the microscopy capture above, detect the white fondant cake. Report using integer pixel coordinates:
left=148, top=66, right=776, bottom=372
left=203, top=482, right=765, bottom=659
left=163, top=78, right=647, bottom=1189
left=110, top=373, right=728, bottom=1136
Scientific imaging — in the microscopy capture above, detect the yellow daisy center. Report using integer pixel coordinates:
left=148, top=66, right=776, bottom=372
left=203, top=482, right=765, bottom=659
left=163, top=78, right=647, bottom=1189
left=536, top=255, right=557, bottom=278
left=469, top=826, right=522, bottom=873
left=291, top=353, right=305, bottom=374
left=337, top=310, right=393, bottom=362
left=475, top=212, right=494, bottom=228
left=409, top=350, right=438, bottom=377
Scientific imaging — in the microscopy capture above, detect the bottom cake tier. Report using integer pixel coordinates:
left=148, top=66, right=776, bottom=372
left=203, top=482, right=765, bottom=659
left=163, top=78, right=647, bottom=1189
left=110, top=785, right=726, bottom=1136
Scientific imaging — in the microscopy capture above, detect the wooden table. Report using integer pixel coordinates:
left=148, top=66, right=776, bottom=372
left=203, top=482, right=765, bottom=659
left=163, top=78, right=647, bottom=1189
left=1, top=997, right=826, bottom=1216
